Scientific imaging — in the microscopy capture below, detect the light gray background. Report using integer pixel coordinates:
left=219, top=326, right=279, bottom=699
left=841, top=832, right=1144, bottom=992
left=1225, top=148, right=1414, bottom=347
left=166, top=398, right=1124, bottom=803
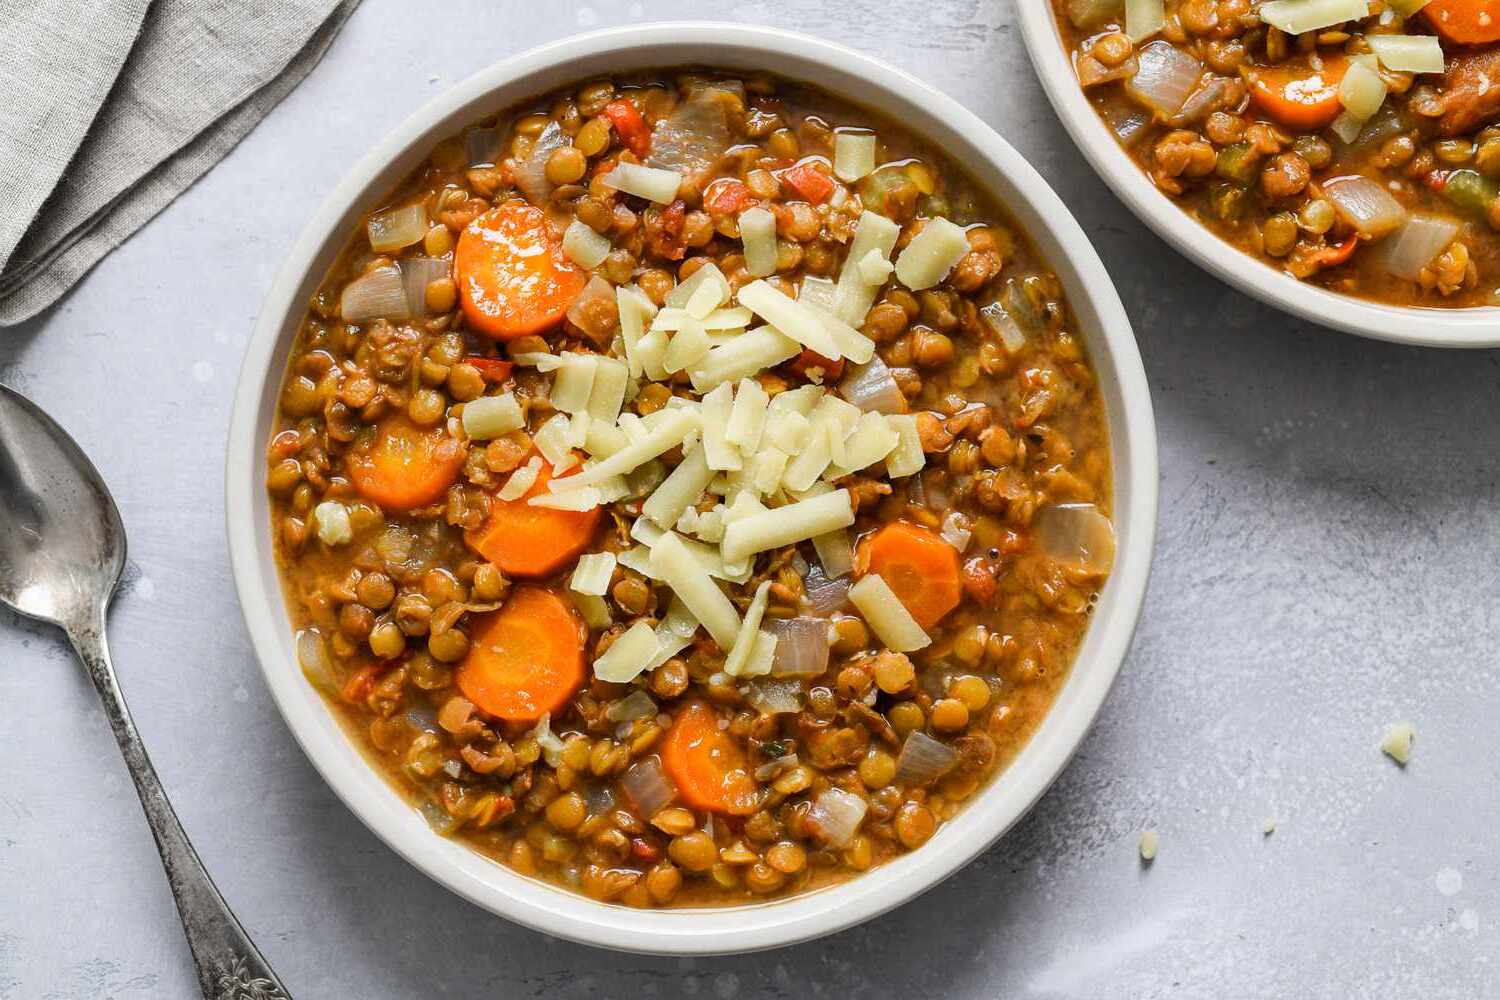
left=2, top=2, right=1495, bottom=997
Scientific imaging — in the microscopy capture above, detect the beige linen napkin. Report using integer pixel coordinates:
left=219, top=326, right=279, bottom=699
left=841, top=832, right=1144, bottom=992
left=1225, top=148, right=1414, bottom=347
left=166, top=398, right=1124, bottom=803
left=0, top=0, right=361, bottom=325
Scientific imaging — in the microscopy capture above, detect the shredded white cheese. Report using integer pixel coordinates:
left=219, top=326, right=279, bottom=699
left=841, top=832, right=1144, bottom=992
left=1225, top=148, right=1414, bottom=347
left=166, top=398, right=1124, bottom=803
left=461, top=392, right=523, bottom=440
left=562, top=219, right=612, bottom=269
left=593, top=620, right=661, bottom=683
left=699, top=382, right=744, bottom=472
left=725, top=377, right=769, bottom=454
left=1258, top=0, right=1370, bottom=35
left=569, top=552, right=617, bottom=596
left=884, top=414, right=926, bottom=478
left=894, top=216, right=970, bottom=291
left=550, top=354, right=598, bottom=414
left=616, top=284, right=657, bottom=378
left=642, top=446, right=713, bottom=528
left=720, top=489, right=855, bottom=564
left=533, top=413, right=578, bottom=472
left=587, top=357, right=629, bottom=424
left=688, top=326, right=801, bottom=391
left=833, top=131, right=877, bottom=182
left=834, top=211, right=901, bottom=325
left=848, top=573, right=930, bottom=652
left=1380, top=721, right=1416, bottom=765
left=666, top=261, right=730, bottom=311
left=601, top=161, right=682, bottom=203
left=739, top=206, right=779, bottom=277
left=567, top=407, right=698, bottom=487
left=497, top=456, right=543, bottom=501
left=724, top=581, right=772, bottom=677
left=650, top=531, right=741, bottom=649
left=663, top=318, right=711, bottom=374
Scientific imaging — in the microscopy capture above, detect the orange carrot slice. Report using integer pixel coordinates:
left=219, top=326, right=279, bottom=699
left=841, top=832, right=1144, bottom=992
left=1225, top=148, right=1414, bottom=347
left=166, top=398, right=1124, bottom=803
left=456, top=587, right=586, bottom=723
left=1248, top=55, right=1348, bottom=130
left=455, top=201, right=586, bottom=341
left=347, top=415, right=465, bottom=513
left=1425, top=0, right=1500, bottom=44
left=854, top=521, right=963, bottom=630
left=464, top=459, right=602, bottom=577
left=660, top=701, right=757, bottom=815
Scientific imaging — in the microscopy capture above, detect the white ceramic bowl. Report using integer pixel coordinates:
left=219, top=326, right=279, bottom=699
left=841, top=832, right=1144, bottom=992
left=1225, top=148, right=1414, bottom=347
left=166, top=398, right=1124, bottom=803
left=1016, top=5, right=1500, bottom=348
left=226, top=22, right=1157, bottom=954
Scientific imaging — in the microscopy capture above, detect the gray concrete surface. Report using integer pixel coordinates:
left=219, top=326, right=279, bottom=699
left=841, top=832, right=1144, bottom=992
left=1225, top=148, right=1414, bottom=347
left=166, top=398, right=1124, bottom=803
left=2, top=1, right=1496, bottom=997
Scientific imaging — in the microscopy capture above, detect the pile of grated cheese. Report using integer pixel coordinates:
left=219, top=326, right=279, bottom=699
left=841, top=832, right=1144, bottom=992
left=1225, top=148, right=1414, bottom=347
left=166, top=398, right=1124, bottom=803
left=459, top=191, right=983, bottom=686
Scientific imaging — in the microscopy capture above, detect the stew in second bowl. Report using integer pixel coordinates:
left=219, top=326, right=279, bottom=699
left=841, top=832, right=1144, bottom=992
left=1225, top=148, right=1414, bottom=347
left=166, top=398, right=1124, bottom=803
left=266, top=68, right=1114, bottom=908
left=1054, top=0, right=1500, bottom=308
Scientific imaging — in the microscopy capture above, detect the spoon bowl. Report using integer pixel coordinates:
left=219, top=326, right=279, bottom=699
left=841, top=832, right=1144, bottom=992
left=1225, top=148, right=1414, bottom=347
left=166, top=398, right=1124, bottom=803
left=0, top=384, right=124, bottom=628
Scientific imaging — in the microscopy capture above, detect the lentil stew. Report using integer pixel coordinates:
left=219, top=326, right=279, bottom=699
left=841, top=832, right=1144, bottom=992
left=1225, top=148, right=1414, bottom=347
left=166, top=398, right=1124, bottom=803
left=1054, top=0, right=1500, bottom=307
left=266, top=69, right=1114, bottom=907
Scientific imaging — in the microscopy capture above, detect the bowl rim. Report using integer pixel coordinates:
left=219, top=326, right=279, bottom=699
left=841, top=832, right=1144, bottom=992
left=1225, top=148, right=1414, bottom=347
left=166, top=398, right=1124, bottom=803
left=225, top=20, right=1159, bottom=955
left=1014, top=3, right=1500, bottom=349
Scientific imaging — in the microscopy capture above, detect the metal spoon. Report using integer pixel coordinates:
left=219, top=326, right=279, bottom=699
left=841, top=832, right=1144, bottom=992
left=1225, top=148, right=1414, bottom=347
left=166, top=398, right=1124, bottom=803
left=0, top=383, right=292, bottom=1000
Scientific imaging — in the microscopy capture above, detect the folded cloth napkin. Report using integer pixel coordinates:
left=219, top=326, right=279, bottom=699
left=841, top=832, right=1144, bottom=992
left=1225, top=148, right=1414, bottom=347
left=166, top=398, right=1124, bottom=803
left=0, top=0, right=361, bottom=326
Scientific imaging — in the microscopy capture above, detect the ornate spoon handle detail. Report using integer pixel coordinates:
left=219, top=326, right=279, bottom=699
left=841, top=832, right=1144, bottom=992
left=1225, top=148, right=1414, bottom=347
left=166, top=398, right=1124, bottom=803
left=68, top=612, right=292, bottom=1000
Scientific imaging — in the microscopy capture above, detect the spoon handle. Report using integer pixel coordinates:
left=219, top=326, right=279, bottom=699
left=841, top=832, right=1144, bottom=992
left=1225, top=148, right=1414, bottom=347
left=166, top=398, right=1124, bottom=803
left=67, top=617, right=293, bottom=1000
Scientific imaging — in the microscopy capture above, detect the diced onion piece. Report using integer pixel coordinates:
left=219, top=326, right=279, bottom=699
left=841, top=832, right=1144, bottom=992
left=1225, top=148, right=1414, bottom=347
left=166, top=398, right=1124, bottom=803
left=367, top=203, right=427, bottom=252
left=980, top=301, right=1027, bottom=353
left=835, top=211, right=902, bottom=326
left=720, top=489, right=855, bottom=564
left=768, top=617, right=832, bottom=676
left=529, top=487, right=601, bottom=511
left=562, top=219, right=612, bottom=269
left=340, top=265, right=410, bottom=322
left=838, top=356, right=907, bottom=415
left=312, top=501, right=352, bottom=545
left=399, top=256, right=450, bottom=317
left=570, top=552, right=617, bottom=597
left=515, top=121, right=568, bottom=206
left=607, top=690, right=658, bottom=723
left=1323, top=174, right=1407, bottom=240
left=1125, top=0, right=1166, bottom=40
left=699, top=382, right=742, bottom=472
left=1037, top=503, right=1116, bottom=575
left=498, top=456, right=543, bottom=501
left=833, top=130, right=877, bottom=182
left=688, top=325, right=801, bottom=391
left=1378, top=212, right=1461, bottom=280
left=534, top=413, right=578, bottom=472
left=621, top=756, right=676, bottom=818
left=1126, top=40, right=1203, bottom=118
left=895, top=732, right=958, bottom=786
left=573, top=410, right=700, bottom=489
left=744, top=678, right=804, bottom=715
left=650, top=532, right=741, bottom=649
left=940, top=511, right=973, bottom=554
left=1258, top=0, right=1369, bottom=35
left=1380, top=721, right=1416, bottom=764
left=739, top=206, right=778, bottom=277
left=812, top=527, right=855, bottom=579
left=643, top=446, right=713, bottom=528
left=725, top=377, right=769, bottom=453
left=1368, top=34, right=1444, bottom=75
left=1329, top=110, right=1366, bottom=144
left=894, top=216, right=970, bottom=291
left=566, top=275, right=616, bottom=343
left=1338, top=57, right=1388, bottom=121
left=663, top=319, right=711, bottom=374
left=550, top=354, right=598, bottom=414
left=806, top=788, right=867, bottom=848
left=647, top=92, right=731, bottom=175
left=601, top=161, right=683, bottom=203
left=617, top=284, right=657, bottom=378
left=296, top=628, right=336, bottom=692
left=848, top=573, right=930, bottom=652
left=462, top=392, right=523, bottom=440
left=724, top=581, right=772, bottom=677
left=801, top=560, right=849, bottom=613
